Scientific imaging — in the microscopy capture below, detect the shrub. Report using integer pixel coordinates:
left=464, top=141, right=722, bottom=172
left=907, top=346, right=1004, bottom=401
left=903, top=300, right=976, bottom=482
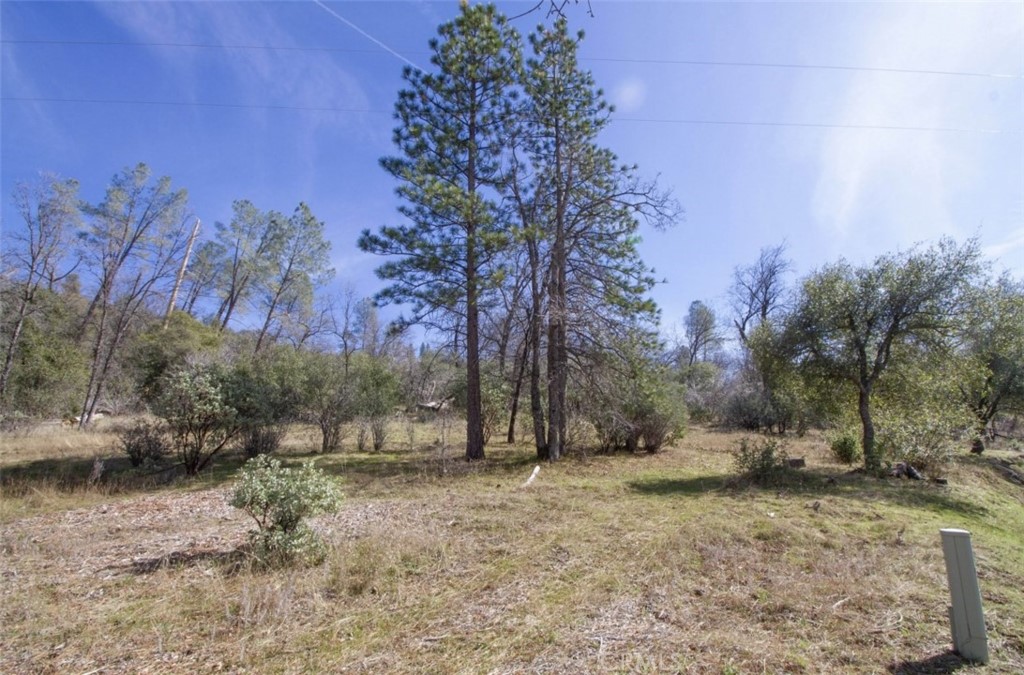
left=723, top=388, right=773, bottom=431
left=876, top=417, right=959, bottom=474
left=0, top=411, right=31, bottom=433
left=230, top=455, right=342, bottom=567
left=583, top=357, right=686, bottom=454
left=317, top=410, right=349, bottom=453
left=590, top=408, right=636, bottom=454
left=733, top=437, right=790, bottom=486
left=371, top=416, right=388, bottom=452
left=828, top=429, right=861, bottom=465
left=155, top=366, right=240, bottom=476
left=874, top=392, right=974, bottom=474
left=562, top=410, right=593, bottom=453
left=480, top=366, right=511, bottom=446
left=221, top=352, right=305, bottom=458
left=127, top=312, right=222, bottom=404
left=356, top=420, right=369, bottom=452
left=117, top=420, right=170, bottom=467
left=3, top=297, right=90, bottom=420
left=636, top=386, right=687, bottom=453
left=300, top=352, right=353, bottom=453
left=680, top=361, right=726, bottom=424
left=722, top=376, right=812, bottom=436
left=237, top=425, right=285, bottom=459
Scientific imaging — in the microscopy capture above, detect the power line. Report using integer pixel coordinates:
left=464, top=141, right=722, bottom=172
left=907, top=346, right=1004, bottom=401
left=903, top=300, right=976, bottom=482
left=586, top=56, right=1022, bottom=80
left=4, top=96, right=1017, bottom=134
left=2, top=38, right=1020, bottom=80
left=0, top=38, right=408, bottom=55
left=612, top=116, right=1012, bottom=134
left=0, top=96, right=383, bottom=115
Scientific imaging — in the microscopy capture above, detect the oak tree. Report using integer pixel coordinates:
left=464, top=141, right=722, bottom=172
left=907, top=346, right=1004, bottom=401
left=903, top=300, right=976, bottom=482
left=790, top=238, right=983, bottom=471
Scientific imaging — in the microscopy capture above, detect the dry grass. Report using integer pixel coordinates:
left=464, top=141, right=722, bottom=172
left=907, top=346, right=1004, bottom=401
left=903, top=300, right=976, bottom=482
left=2, top=423, right=1023, bottom=673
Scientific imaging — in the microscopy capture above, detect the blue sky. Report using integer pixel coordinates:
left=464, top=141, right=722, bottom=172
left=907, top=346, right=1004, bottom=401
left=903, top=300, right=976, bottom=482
left=2, top=1, right=1022, bottom=339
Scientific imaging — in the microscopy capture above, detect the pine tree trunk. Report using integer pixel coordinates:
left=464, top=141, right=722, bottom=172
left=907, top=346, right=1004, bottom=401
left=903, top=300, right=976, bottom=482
left=546, top=121, right=567, bottom=462
left=465, top=243, right=485, bottom=461
left=526, top=239, right=548, bottom=458
left=464, top=102, right=485, bottom=462
left=546, top=263, right=563, bottom=460
left=530, top=322, right=547, bottom=458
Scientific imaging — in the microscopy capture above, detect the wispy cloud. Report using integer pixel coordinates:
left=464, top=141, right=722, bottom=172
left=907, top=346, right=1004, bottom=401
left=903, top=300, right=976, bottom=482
left=93, top=2, right=372, bottom=125
left=983, top=227, right=1024, bottom=259
left=332, top=249, right=377, bottom=277
left=1, top=45, right=72, bottom=154
left=807, top=5, right=1022, bottom=251
left=91, top=2, right=376, bottom=196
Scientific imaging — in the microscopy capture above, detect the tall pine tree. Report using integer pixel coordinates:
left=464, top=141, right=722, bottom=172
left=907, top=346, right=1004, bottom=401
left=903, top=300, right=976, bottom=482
left=510, top=18, right=678, bottom=459
left=359, top=4, right=521, bottom=460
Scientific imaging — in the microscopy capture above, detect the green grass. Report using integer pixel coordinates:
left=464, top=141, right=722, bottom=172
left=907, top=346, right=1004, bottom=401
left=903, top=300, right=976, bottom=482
left=1, top=422, right=1022, bottom=672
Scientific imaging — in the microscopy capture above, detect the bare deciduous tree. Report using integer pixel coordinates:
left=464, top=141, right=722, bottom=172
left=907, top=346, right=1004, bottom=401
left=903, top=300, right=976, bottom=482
left=1, top=174, right=81, bottom=402
left=77, top=164, right=190, bottom=426
left=253, top=203, right=333, bottom=355
left=730, top=243, right=791, bottom=345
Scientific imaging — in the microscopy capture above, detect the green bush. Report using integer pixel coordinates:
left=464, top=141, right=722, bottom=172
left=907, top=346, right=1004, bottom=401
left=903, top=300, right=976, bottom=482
left=723, top=388, right=773, bottom=431
left=584, top=353, right=686, bottom=454
left=480, top=365, right=511, bottom=446
left=587, top=401, right=635, bottom=454
left=117, top=420, right=170, bottom=467
left=871, top=351, right=977, bottom=473
left=356, top=420, right=369, bottom=452
left=127, top=312, right=222, bottom=404
left=681, top=361, right=725, bottom=424
left=876, top=417, right=960, bottom=474
left=154, top=366, right=240, bottom=476
left=351, top=355, right=400, bottom=452
left=5, top=311, right=89, bottom=419
left=222, top=351, right=304, bottom=457
left=828, top=429, right=861, bottom=465
left=298, top=351, right=354, bottom=453
left=230, top=456, right=342, bottom=567
left=723, top=385, right=808, bottom=435
left=733, top=437, right=790, bottom=486
left=635, top=384, right=687, bottom=453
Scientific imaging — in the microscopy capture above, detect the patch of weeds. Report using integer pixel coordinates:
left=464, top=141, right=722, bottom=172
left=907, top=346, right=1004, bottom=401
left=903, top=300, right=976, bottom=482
left=751, top=520, right=784, bottom=543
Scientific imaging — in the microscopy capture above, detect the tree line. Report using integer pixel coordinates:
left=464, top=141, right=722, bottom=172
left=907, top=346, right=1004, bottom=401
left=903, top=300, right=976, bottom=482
left=679, top=240, right=1024, bottom=472
left=1, top=165, right=338, bottom=425
left=2, top=4, right=1021, bottom=477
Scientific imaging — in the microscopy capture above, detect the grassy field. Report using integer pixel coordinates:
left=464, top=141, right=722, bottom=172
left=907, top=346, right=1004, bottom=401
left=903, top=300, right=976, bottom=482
left=2, top=420, right=1023, bottom=673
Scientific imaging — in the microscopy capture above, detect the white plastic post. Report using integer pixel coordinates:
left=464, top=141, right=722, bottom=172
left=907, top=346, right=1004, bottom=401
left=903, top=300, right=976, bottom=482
left=940, top=528, right=988, bottom=663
